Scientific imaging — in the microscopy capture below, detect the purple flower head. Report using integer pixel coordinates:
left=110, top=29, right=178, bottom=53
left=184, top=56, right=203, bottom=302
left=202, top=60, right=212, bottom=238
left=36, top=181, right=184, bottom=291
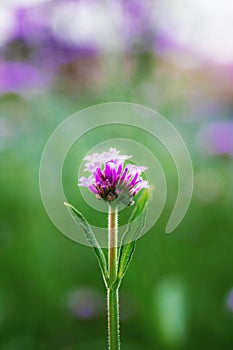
left=78, top=148, right=149, bottom=206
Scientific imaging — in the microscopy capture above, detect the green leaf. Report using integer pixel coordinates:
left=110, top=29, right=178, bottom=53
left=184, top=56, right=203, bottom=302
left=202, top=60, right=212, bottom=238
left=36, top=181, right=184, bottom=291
left=117, top=189, right=148, bottom=283
left=64, top=202, right=108, bottom=286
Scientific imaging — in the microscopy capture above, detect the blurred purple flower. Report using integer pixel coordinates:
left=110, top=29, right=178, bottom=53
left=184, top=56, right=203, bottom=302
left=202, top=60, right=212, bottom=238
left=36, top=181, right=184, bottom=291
left=155, top=31, right=187, bottom=56
left=37, top=37, right=99, bottom=68
left=66, top=287, right=104, bottom=320
left=122, top=0, right=148, bottom=31
left=120, top=0, right=155, bottom=50
left=227, top=288, right=233, bottom=312
left=0, top=0, right=161, bottom=64
left=0, top=4, right=94, bottom=72
left=0, top=61, right=52, bottom=94
left=21, top=4, right=98, bottom=52
left=198, top=121, right=233, bottom=156
left=14, top=7, right=49, bottom=43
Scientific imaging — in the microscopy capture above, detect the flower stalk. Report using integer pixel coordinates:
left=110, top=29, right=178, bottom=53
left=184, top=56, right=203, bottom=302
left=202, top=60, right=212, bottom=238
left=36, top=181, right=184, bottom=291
left=64, top=148, right=149, bottom=350
left=107, top=287, right=120, bottom=350
left=107, top=205, right=120, bottom=350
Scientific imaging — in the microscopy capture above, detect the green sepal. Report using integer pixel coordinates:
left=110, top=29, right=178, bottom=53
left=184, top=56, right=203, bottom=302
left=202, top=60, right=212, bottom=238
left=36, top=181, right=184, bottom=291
left=117, top=189, right=148, bottom=284
left=64, top=202, right=109, bottom=286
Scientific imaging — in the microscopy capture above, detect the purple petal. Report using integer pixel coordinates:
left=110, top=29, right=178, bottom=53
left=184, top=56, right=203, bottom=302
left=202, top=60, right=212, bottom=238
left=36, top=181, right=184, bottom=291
left=84, top=152, right=100, bottom=162
left=93, top=170, right=102, bottom=183
left=111, top=168, right=117, bottom=186
left=126, top=164, right=148, bottom=175
left=84, top=161, right=102, bottom=172
left=126, top=173, right=133, bottom=181
left=130, top=172, right=139, bottom=186
left=97, top=167, right=105, bottom=180
left=78, top=175, right=94, bottom=187
left=88, top=185, right=99, bottom=194
left=120, top=167, right=128, bottom=181
left=132, top=188, right=140, bottom=196
left=117, top=162, right=123, bottom=175
left=105, top=163, right=112, bottom=179
left=102, top=147, right=132, bottom=163
left=136, top=180, right=149, bottom=189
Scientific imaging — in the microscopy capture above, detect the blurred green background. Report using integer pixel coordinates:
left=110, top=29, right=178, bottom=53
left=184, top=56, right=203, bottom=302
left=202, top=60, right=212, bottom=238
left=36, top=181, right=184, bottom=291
left=0, top=1, right=233, bottom=349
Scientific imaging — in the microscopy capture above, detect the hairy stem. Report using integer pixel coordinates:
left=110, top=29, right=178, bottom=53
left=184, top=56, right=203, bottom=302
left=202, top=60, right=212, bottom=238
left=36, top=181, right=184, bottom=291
left=107, top=205, right=120, bottom=350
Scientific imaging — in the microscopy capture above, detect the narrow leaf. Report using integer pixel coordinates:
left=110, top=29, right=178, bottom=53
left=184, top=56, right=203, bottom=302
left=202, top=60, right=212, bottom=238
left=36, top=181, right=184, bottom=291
left=117, top=189, right=148, bottom=282
left=64, top=202, right=108, bottom=285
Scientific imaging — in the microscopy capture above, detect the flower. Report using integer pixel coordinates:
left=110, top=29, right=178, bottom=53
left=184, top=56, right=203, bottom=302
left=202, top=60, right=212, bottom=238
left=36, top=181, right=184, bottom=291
left=83, top=147, right=132, bottom=172
left=78, top=148, right=149, bottom=206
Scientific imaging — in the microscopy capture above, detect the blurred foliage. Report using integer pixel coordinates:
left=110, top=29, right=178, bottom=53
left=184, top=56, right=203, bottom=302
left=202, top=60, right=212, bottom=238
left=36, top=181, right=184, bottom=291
left=0, top=1, right=233, bottom=350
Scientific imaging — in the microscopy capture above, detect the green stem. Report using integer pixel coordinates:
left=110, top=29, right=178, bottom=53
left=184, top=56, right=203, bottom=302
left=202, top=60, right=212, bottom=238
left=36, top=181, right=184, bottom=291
left=107, top=205, right=120, bottom=350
